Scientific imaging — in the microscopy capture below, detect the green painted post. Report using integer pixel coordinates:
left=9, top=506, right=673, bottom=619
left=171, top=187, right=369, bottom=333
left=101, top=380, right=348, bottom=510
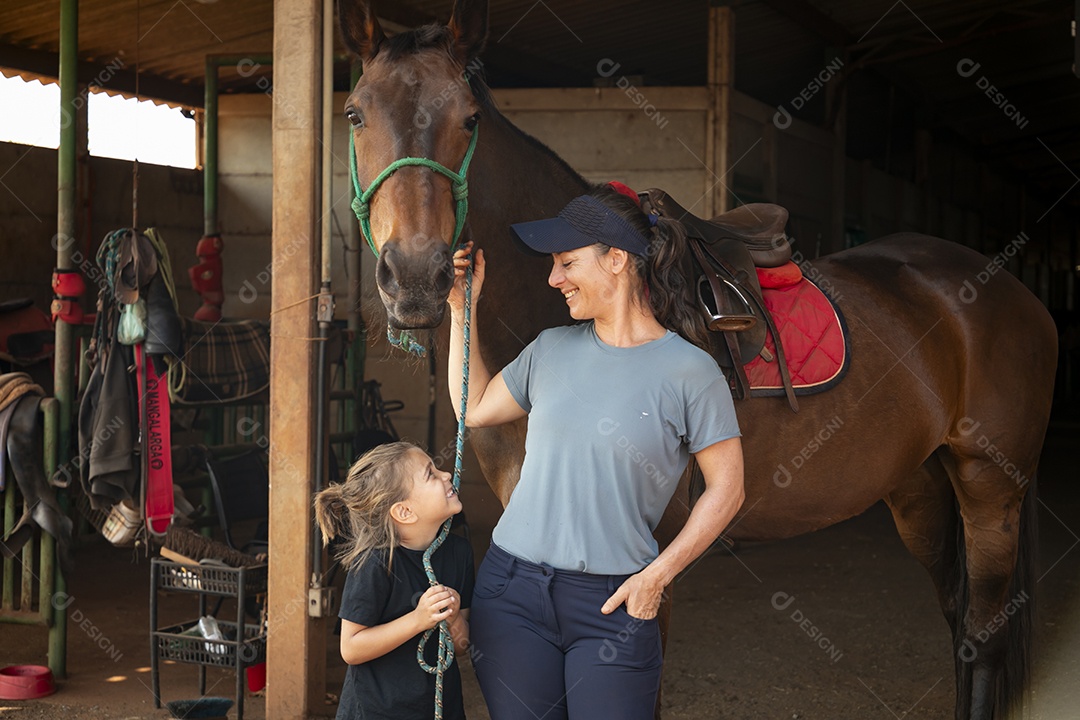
left=51, top=0, right=78, bottom=678
left=40, top=399, right=57, bottom=629
left=204, top=57, right=218, bottom=236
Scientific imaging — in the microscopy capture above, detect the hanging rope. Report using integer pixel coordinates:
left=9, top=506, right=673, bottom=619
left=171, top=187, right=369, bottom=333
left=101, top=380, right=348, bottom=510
left=415, top=262, right=472, bottom=720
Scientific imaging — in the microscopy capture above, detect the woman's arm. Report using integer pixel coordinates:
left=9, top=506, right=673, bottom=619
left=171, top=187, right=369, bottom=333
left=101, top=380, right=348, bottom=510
left=448, top=243, right=528, bottom=428
left=602, top=436, right=745, bottom=619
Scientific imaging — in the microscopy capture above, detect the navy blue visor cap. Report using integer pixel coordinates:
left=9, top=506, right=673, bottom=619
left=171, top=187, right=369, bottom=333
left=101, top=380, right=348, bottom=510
left=510, top=195, right=652, bottom=256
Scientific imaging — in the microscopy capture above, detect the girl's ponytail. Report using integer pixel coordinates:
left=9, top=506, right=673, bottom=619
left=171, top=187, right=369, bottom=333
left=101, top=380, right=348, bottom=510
left=314, top=483, right=350, bottom=544
left=312, top=441, right=418, bottom=572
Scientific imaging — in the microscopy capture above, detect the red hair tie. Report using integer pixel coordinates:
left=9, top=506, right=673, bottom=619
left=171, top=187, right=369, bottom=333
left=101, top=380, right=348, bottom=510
left=607, top=181, right=641, bottom=207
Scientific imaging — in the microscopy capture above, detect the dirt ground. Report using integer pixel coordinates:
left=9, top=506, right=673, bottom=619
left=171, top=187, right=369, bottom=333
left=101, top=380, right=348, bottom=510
left=1, top=424, right=1076, bottom=720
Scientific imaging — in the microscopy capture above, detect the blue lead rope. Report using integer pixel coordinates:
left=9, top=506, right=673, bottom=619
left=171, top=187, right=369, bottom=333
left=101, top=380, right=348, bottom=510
left=415, top=264, right=472, bottom=720
left=346, top=96, right=476, bottom=717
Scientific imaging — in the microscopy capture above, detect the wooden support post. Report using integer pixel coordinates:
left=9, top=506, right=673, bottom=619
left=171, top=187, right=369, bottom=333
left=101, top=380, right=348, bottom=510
left=267, top=0, right=327, bottom=717
left=706, top=4, right=734, bottom=217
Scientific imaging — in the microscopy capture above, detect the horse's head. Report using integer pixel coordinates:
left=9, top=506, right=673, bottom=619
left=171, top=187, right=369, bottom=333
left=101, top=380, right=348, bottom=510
left=340, top=0, right=489, bottom=330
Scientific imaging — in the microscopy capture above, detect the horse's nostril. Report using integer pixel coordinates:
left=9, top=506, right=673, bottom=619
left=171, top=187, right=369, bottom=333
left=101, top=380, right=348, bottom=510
left=377, top=248, right=400, bottom=299
left=431, top=246, right=454, bottom=294
left=434, top=258, right=455, bottom=295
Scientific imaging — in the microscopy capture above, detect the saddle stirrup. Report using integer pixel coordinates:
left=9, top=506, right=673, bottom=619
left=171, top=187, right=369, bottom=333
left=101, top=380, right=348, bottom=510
left=696, top=276, right=757, bottom=333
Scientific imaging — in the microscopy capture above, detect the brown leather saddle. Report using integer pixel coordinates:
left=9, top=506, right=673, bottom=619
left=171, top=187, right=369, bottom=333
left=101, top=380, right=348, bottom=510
left=639, top=188, right=799, bottom=412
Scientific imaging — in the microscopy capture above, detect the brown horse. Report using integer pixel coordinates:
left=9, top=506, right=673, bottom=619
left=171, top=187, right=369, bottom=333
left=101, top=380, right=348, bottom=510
left=339, top=2, right=1057, bottom=718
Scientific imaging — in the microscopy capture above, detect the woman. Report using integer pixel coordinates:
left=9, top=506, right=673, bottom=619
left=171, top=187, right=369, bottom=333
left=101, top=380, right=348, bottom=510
left=447, top=183, right=745, bottom=720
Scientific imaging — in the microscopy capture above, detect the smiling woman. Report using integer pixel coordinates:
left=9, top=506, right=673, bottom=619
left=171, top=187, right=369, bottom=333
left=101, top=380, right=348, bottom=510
left=0, top=72, right=196, bottom=168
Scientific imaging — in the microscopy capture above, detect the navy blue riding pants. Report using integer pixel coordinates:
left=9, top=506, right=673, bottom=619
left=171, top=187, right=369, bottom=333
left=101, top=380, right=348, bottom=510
left=470, top=543, right=663, bottom=720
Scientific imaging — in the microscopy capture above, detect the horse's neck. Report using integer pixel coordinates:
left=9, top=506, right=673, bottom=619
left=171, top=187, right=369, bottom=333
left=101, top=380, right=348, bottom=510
left=473, top=111, right=589, bottom=233
left=466, top=110, right=587, bottom=363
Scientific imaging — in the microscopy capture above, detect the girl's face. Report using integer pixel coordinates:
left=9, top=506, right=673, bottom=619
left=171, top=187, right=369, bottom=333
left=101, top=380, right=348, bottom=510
left=403, top=449, right=461, bottom=522
left=547, top=246, right=620, bottom=321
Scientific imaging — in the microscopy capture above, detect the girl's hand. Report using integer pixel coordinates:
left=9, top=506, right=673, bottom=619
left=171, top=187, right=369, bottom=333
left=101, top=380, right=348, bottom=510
left=444, top=588, right=463, bottom=626
left=413, top=584, right=457, bottom=631
left=447, top=242, right=485, bottom=314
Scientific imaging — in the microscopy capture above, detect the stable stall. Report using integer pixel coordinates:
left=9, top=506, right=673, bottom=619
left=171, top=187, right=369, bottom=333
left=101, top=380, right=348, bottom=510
left=0, top=1, right=1077, bottom=718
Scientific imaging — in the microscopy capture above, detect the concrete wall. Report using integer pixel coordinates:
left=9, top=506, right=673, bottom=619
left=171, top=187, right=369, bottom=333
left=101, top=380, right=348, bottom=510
left=0, top=142, right=204, bottom=316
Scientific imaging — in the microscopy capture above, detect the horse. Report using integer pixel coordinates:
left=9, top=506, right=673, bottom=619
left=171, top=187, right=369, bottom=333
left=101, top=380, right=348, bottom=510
left=338, top=1, right=1057, bottom=717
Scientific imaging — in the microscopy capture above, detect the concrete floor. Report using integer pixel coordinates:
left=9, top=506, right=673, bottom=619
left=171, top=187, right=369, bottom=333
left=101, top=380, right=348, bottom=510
left=1, top=421, right=1076, bottom=719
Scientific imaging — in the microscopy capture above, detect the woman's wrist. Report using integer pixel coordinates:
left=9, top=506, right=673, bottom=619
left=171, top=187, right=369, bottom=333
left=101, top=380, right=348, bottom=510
left=644, top=556, right=678, bottom=587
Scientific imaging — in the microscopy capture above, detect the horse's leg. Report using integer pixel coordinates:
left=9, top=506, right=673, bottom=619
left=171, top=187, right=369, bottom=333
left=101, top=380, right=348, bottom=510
left=884, top=451, right=967, bottom=718
left=470, top=422, right=527, bottom=507
left=648, top=470, right=694, bottom=720
left=940, top=446, right=1037, bottom=720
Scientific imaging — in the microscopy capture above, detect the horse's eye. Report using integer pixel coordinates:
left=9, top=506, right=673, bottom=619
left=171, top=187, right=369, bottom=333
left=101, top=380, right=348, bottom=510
left=346, top=109, right=364, bottom=128
left=464, top=113, right=480, bottom=132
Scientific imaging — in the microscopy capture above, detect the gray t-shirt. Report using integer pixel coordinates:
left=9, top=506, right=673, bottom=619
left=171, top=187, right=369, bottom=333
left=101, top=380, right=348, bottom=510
left=492, top=321, right=741, bottom=574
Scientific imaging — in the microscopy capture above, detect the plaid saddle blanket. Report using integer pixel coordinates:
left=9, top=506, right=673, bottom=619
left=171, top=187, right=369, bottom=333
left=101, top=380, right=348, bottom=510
left=173, top=318, right=271, bottom=404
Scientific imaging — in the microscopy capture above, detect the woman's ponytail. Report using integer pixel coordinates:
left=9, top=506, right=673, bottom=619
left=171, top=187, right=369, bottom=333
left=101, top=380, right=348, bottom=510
left=587, top=184, right=710, bottom=350
left=644, top=216, right=710, bottom=350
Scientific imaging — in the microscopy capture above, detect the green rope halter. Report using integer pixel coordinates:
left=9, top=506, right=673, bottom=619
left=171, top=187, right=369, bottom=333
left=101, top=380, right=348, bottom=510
left=349, top=125, right=479, bottom=257
left=347, top=108, right=479, bottom=357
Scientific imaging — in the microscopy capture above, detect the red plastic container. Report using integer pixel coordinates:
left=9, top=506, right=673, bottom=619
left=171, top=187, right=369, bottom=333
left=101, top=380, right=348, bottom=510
left=245, top=661, right=266, bottom=693
left=0, top=665, right=56, bottom=700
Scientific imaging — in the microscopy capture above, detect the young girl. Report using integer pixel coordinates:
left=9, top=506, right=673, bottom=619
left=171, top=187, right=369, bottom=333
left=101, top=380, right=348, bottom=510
left=315, top=441, right=474, bottom=720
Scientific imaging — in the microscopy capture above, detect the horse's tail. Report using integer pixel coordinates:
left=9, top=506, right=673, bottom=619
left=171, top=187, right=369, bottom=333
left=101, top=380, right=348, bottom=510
left=951, top=473, right=1038, bottom=718
left=1000, top=473, right=1038, bottom=715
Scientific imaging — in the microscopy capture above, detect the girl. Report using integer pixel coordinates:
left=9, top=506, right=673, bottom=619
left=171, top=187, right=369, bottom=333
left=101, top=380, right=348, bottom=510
left=315, top=441, right=474, bottom=720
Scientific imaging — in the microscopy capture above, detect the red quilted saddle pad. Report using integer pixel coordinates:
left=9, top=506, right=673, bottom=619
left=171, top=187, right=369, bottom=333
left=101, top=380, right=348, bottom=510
left=744, top=262, right=849, bottom=396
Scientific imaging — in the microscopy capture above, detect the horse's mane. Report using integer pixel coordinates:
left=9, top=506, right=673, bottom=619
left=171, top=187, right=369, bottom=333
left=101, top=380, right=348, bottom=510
left=380, top=25, right=494, bottom=108
left=379, top=24, right=585, bottom=185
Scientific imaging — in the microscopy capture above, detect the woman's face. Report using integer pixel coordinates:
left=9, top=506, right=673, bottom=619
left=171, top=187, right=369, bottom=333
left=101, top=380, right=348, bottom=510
left=547, top=245, right=620, bottom=321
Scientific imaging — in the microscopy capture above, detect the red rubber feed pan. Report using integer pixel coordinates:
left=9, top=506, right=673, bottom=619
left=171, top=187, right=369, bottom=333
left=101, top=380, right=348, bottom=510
left=0, top=665, right=55, bottom=700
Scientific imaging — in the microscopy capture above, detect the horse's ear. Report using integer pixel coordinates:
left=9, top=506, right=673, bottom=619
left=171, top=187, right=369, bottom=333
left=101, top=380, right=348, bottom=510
left=338, top=0, right=386, bottom=61
left=447, top=0, right=488, bottom=63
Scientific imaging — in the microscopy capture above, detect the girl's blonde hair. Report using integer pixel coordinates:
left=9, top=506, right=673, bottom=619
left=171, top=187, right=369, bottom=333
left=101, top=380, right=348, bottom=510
left=313, top=441, right=420, bottom=572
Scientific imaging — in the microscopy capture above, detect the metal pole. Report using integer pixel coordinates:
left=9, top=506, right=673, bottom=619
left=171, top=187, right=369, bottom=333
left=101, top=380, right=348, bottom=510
left=50, top=0, right=79, bottom=679
left=204, top=56, right=218, bottom=236
left=346, top=61, right=365, bottom=443
left=312, top=0, right=335, bottom=584
left=202, top=54, right=273, bottom=237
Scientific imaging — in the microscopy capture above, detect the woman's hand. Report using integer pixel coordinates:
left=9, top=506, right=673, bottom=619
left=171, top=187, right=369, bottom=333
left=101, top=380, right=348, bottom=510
left=413, top=584, right=458, bottom=631
left=447, top=241, right=485, bottom=314
left=601, top=567, right=667, bottom=621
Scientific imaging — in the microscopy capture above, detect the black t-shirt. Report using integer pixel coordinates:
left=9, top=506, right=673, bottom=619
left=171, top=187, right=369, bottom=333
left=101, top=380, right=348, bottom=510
left=337, top=533, right=475, bottom=720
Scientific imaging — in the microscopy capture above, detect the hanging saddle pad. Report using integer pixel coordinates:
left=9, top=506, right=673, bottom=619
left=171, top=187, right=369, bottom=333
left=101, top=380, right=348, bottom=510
left=744, top=262, right=850, bottom=396
left=172, top=318, right=271, bottom=405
